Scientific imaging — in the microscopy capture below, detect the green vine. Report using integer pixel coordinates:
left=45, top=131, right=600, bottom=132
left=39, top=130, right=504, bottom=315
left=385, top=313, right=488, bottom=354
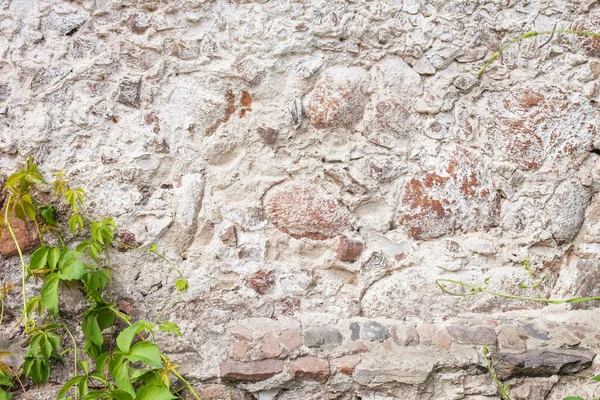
left=0, top=157, right=201, bottom=400
left=478, top=30, right=600, bottom=77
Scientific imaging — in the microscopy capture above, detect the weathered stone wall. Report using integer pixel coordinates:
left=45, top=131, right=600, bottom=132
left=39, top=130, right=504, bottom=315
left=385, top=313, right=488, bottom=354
left=1, top=0, right=600, bottom=399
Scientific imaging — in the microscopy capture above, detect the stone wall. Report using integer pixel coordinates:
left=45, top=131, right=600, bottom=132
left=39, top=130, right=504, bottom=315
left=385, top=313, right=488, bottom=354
left=1, top=0, right=600, bottom=399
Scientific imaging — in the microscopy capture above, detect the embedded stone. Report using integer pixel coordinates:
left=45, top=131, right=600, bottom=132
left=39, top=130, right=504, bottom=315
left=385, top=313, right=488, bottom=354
left=219, top=226, right=237, bottom=247
left=279, top=329, right=302, bottom=351
left=245, top=270, right=275, bottom=295
left=235, top=59, right=265, bottom=86
left=361, top=321, right=390, bottom=342
left=165, top=39, right=199, bottom=60
left=521, top=322, right=549, bottom=340
left=446, top=325, right=496, bottom=345
left=117, top=231, right=138, bottom=252
left=491, top=348, right=595, bottom=379
left=257, top=127, right=278, bottom=145
left=264, top=181, right=350, bottom=240
left=498, top=325, right=528, bottom=351
left=571, top=13, right=600, bottom=57
left=392, top=325, right=419, bottom=346
left=0, top=210, right=38, bottom=257
left=481, top=85, right=597, bottom=170
left=304, top=327, right=343, bottom=348
left=126, top=12, right=151, bottom=33
left=465, top=237, right=496, bottom=255
left=396, top=146, right=499, bottom=240
left=545, top=180, right=591, bottom=245
left=31, top=65, right=72, bottom=94
left=362, top=99, right=413, bottom=149
left=42, top=11, right=87, bottom=35
left=332, top=355, right=361, bottom=376
left=220, top=359, right=284, bottom=382
left=260, top=334, right=282, bottom=358
left=117, top=77, right=142, bottom=108
left=290, top=356, right=330, bottom=383
left=185, top=384, right=252, bottom=400
left=304, top=66, right=366, bottom=129
left=336, top=235, right=363, bottom=261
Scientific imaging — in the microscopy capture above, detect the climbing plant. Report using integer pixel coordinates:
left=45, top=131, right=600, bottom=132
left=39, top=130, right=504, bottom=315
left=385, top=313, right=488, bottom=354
left=0, top=157, right=200, bottom=400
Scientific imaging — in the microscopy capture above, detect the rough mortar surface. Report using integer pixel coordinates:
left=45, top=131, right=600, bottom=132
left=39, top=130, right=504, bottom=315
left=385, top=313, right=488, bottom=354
left=1, top=0, right=600, bottom=399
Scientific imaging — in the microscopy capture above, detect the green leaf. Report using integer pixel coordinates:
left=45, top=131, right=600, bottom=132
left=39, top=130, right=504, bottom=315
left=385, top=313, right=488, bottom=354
left=79, top=360, right=89, bottom=376
left=116, top=322, right=145, bottom=354
left=563, top=397, right=585, bottom=400
left=82, top=390, right=110, bottom=400
left=40, top=205, right=58, bottom=225
left=594, top=374, right=600, bottom=382
left=30, top=246, right=50, bottom=270
left=82, top=311, right=103, bottom=347
left=0, top=388, right=13, bottom=400
left=5, top=171, right=25, bottom=188
left=40, top=273, right=60, bottom=318
left=175, top=279, right=188, bottom=293
left=59, top=259, right=86, bottom=281
left=128, top=342, right=163, bottom=368
left=46, top=333, right=60, bottom=354
left=58, top=250, right=83, bottom=268
left=58, top=376, right=86, bottom=397
left=137, top=383, right=177, bottom=400
left=40, top=336, right=53, bottom=359
left=159, top=321, right=182, bottom=337
left=107, top=390, right=134, bottom=400
left=0, top=372, right=12, bottom=387
left=48, top=247, right=61, bottom=270
left=113, top=362, right=134, bottom=398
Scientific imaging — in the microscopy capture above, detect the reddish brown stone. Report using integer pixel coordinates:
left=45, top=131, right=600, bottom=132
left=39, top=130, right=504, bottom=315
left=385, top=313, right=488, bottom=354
left=260, top=334, right=282, bottom=358
left=482, top=85, right=596, bottom=170
left=396, top=146, right=498, bottom=240
left=572, top=13, right=600, bottom=57
left=304, top=66, right=366, bottom=129
left=118, top=299, right=134, bottom=315
left=239, top=91, right=252, bottom=118
left=0, top=209, right=38, bottom=257
left=279, top=329, right=302, bottom=350
left=207, top=89, right=236, bottom=137
left=332, top=355, right=361, bottom=375
left=335, top=235, right=363, bottom=261
left=220, top=359, right=283, bottom=382
left=117, top=231, right=139, bottom=252
left=184, top=384, right=251, bottom=400
left=235, top=59, right=265, bottom=86
left=290, top=356, right=330, bottom=383
left=257, top=127, right=278, bottom=145
left=245, top=270, right=275, bottom=295
left=433, top=332, right=452, bottom=350
left=219, top=226, right=237, bottom=247
left=264, top=181, right=350, bottom=240
left=233, top=340, right=248, bottom=359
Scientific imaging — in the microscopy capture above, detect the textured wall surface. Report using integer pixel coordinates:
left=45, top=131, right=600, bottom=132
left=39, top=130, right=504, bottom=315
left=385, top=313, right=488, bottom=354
left=1, top=0, right=600, bottom=399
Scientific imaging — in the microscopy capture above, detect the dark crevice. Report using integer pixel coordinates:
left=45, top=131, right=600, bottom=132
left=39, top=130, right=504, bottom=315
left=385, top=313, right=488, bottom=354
left=591, top=149, right=600, bottom=156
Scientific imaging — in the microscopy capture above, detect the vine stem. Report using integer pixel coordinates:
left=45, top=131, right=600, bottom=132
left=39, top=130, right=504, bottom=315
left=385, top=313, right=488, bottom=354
left=436, top=278, right=600, bottom=304
left=482, top=346, right=512, bottom=400
left=6, top=365, right=30, bottom=400
left=478, top=29, right=600, bottom=77
left=153, top=292, right=182, bottom=325
left=60, top=316, right=79, bottom=400
left=4, top=196, right=29, bottom=330
left=171, top=369, right=202, bottom=400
